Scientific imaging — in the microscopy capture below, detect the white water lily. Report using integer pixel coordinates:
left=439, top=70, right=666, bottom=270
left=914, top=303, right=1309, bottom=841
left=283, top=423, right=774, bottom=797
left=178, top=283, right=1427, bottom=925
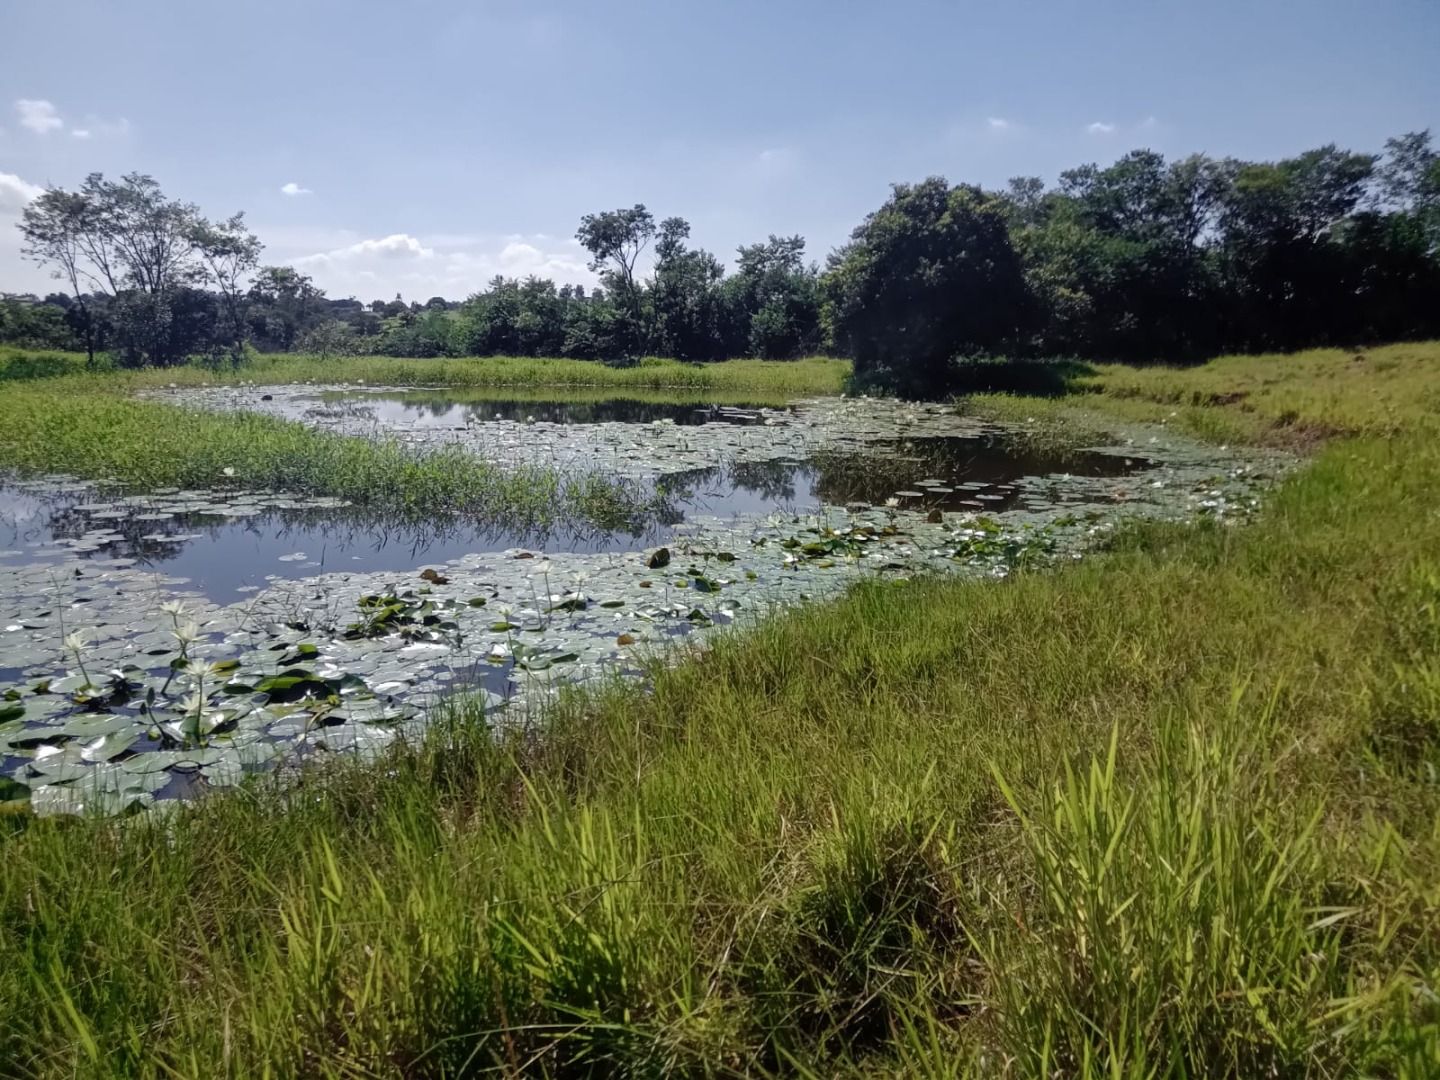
left=534, top=560, right=552, bottom=575
left=173, top=620, right=201, bottom=645
left=222, top=467, right=236, bottom=477
left=159, top=599, right=189, bottom=617
left=64, top=630, right=92, bottom=653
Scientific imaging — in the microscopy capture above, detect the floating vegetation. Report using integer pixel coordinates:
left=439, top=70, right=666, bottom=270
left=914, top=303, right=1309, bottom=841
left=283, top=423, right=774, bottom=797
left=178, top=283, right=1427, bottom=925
left=0, top=389, right=1290, bottom=815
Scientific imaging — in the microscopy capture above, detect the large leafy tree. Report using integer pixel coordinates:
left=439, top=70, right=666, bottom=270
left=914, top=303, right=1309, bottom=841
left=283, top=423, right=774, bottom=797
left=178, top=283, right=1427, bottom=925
left=190, top=213, right=262, bottom=364
left=1217, top=146, right=1377, bottom=347
left=246, top=266, right=325, bottom=352
left=19, top=173, right=258, bottom=366
left=651, top=217, right=727, bottom=360
left=726, top=235, right=822, bottom=359
left=824, top=178, right=1030, bottom=393
left=575, top=204, right=655, bottom=356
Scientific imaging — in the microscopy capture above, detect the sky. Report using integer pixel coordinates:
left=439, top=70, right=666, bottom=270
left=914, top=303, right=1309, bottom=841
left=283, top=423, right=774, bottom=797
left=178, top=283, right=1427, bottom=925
left=2, top=0, right=1437, bottom=303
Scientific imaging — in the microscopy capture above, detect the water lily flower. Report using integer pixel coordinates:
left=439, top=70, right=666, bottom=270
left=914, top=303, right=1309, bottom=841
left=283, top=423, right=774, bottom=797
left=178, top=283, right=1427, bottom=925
left=884, top=497, right=900, bottom=508
left=534, top=560, right=551, bottom=575
left=159, top=599, right=189, bottom=617
left=64, top=630, right=92, bottom=653
left=222, top=467, right=236, bottom=477
left=173, top=620, right=201, bottom=645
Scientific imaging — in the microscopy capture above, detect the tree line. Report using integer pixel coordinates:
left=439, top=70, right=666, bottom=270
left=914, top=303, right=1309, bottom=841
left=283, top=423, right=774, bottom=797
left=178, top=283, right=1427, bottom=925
left=7, top=131, right=1438, bottom=392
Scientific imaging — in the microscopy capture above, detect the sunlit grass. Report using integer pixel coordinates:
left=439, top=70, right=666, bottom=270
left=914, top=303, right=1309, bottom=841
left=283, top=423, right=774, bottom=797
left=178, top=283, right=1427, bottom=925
left=0, top=346, right=852, bottom=399
left=0, top=344, right=1437, bottom=1074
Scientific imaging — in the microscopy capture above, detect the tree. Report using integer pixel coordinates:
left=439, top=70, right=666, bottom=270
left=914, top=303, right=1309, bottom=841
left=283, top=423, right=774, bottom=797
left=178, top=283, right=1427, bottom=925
left=576, top=204, right=655, bottom=355
left=19, top=189, right=103, bottom=364
left=190, top=213, right=262, bottom=364
left=247, top=266, right=326, bottom=351
left=824, top=178, right=1031, bottom=394
left=651, top=217, right=727, bottom=360
left=18, top=173, right=249, bottom=366
left=728, top=235, right=822, bottom=358
left=1218, top=146, right=1377, bottom=347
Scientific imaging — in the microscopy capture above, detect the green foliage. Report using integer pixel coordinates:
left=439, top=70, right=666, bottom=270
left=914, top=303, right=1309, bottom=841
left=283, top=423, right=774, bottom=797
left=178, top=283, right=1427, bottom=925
left=825, top=178, right=1031, bottom=395
left=19, top=173, right=262, bottom=368
left=826, top=133, right=1440, bottom=395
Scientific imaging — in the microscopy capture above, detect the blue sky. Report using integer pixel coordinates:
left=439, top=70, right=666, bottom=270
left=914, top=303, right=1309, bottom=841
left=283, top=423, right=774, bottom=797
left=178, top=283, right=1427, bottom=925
left=2, top=0, right=1437, bottom=301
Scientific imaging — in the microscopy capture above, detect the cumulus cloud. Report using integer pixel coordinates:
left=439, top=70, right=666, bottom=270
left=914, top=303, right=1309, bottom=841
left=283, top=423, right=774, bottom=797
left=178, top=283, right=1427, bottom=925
left=15, top=98, right=63, bottom=134
left=280, top=181, right=313, bottom=197
left=0, top=172, right=52, bottom=294
left=291, top=232, right=595, bottom=300
left=71, top=128, right=92, bottom=140
left=1086, top=121, right=1117, bottom=135
left=986, top=117, right=1011, bottom=130
left=0, top=171, right=45, bottom=213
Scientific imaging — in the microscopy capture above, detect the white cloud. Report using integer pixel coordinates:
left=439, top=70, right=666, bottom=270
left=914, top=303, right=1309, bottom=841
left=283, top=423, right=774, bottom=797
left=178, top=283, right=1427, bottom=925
left=71, top=128, right=92, bottom=140
left=1086, top=121, right=1117, bottom=135
left=15, top=98, right=63, bottom=134
left=280, top=181, right=313, bottom=197
left=0, top=172, right=53, bottom=294
left=291, top=231, right=595, bottom=300
left=0, top=172, right=45, bottom=213
left=986, top=117, right=1011, bottom=130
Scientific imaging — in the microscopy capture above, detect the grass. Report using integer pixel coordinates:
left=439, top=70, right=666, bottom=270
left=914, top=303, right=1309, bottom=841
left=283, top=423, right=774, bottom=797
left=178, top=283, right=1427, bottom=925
left=0, top=347, right=852, bottom=400
left=0, top=344, right=1436, bottom=1075
left=0, top=377, right=656, bottom=533
left=972, top=342, right=1440, bottom=448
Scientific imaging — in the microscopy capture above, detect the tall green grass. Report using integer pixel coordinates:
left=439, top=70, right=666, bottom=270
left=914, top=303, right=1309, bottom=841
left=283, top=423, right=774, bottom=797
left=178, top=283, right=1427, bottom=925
left=0, top=346, right=851, bottom=399
left=0, top=378, right=656, bottom=531
left=1, top=402, right=1436, bottom=1074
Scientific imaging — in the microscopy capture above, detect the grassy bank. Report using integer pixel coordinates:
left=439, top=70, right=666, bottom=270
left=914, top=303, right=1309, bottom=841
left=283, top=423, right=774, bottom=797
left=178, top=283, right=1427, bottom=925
left=1, top=346, right=1437, bottom=1076
left=973, top=341, right=1440, bottom=447
left=0, top=378, right=654, bottom=532
left=0, top=347, right=851, bottom=399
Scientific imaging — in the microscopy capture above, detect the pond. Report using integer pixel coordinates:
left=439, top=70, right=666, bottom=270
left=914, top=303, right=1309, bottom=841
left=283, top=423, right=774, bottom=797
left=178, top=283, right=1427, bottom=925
left=0, top=386, right=1290, bottom=815
left=312, top=388, right=794, bottom=428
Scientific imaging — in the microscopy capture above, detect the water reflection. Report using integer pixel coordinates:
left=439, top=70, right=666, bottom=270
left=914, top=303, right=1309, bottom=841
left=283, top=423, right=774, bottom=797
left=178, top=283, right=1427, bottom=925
left=0, top=433, right=1151, bottom=604
left=315, top=391, right=791, bottom=428
left=1, top=492, right=669, bottom=604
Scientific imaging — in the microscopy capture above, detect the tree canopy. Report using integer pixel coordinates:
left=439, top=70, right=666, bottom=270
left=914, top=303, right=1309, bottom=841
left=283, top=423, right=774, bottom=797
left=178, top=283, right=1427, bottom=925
left=10, top=132, right=1440, bottom=385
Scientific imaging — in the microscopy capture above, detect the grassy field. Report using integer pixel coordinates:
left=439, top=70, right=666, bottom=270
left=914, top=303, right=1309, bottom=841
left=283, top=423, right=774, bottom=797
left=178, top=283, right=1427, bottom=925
left=0, top=347, right=851, bottom=400
left=973, top=342, right=1440, bottom=447
left=0, top=344, right=1437, bottom=1076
